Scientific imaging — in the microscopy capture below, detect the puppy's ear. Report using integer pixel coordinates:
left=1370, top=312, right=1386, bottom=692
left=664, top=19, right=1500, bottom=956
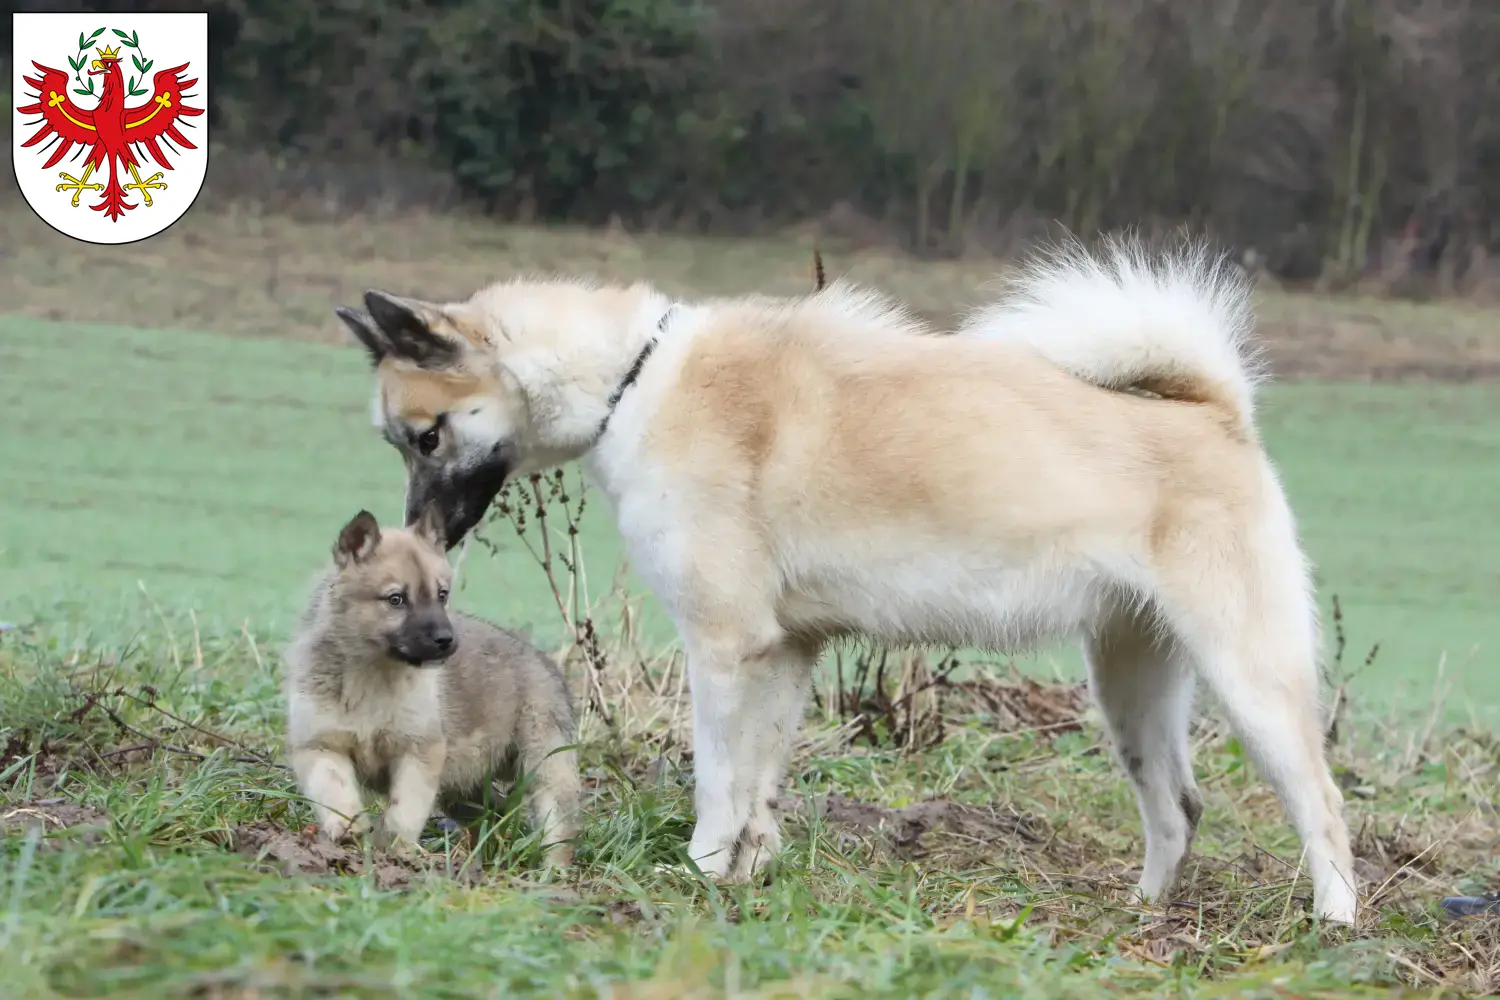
left=363, top=290, right=463, bottom=369
left=409, top=502, right=447, bottom=553
left=335, top=307, right=388, bottom=367
left=334, top=510, right=382, bottom=568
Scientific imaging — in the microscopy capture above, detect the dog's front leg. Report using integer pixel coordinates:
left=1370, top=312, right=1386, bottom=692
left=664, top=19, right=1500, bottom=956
left=376, top=743, right=445, bottom=850
left=291, top=746, right=365, bottom=843
left=728, top=638, right=818, bottom=881
left=685, top=637, right=749, bottom=878
left=682, top=626, right=795, bottom=881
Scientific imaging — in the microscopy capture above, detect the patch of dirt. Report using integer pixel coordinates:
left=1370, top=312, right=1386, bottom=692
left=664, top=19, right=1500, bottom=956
left=1, top=734, right=34, bottom=772
left=945, top=677, right=1091, bottom=735
left=603, top=899, right=648, bottom=927
left=1353, top=823, right=1443, bottom=876
left=1, top=799, right=111, bottom=843
left=1117, top=912, right=1215, bottom=968
left=1, top=733, right=72, bottom=789
left=224, top=821, right=488, bottom=890
left=814, top=792, right=1043, bottom=859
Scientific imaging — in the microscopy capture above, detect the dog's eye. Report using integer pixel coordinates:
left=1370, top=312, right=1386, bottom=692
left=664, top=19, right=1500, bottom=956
left=385, top=592, right=406, bottom=608
left=437, top=587, right=449, bottom=605
left=417, top=426, right=441, bottom=456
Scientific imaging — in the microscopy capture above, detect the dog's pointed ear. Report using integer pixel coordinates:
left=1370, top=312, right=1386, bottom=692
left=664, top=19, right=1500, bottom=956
left=409, top=502, right=447, bottom=552
left=364, top=290, right=463, bottom=369
left=334, top=510, right=382, bottom=568
left=335, top=307, right=388, bottom=367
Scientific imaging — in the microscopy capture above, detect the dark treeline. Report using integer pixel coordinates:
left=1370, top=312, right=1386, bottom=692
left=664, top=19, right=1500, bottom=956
left=9, top=0, right=1500, bottom=286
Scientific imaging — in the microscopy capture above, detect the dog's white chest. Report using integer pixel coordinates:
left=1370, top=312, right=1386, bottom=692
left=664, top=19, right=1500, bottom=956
left=337, top=668, right=440, bottom=741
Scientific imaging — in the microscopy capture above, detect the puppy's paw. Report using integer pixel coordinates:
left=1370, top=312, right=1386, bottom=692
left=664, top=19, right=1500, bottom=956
left=317, top=812, right=368, bottom=846
left=317, top=818, right=351, bottom=846
left=372, top=821, right=428, bottom=858
left=378, top=834, right=425, bottom=859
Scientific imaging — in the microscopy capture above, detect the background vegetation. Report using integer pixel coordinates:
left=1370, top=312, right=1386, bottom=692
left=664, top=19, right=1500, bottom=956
left=8, top=0, right=1500, bottom=285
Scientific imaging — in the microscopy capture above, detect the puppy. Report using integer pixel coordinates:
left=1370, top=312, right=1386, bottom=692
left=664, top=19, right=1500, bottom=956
left=283, top=508, right=582, bottom=867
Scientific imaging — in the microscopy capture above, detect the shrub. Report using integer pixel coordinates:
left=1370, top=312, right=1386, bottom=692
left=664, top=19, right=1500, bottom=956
left=14, top=0, right=1500, bottom=277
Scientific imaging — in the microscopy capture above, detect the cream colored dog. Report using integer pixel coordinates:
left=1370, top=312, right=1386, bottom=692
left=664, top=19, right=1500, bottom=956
left=333, top=237, right=1358, bottom=923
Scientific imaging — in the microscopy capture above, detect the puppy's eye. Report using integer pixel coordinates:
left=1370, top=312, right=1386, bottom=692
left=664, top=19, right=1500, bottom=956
left=437, top=587, right=450, bottom=605
left=417, top=426, right=441, bottom=456
left=385, top=592, right=406, bottom=608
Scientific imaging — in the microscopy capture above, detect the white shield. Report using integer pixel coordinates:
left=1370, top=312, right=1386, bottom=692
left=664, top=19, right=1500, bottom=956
left=12, top=12, right=209, bottom=245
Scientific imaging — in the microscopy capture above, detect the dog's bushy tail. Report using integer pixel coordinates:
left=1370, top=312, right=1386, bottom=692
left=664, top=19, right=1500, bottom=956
left=960, top=236, right=1265, bottom=435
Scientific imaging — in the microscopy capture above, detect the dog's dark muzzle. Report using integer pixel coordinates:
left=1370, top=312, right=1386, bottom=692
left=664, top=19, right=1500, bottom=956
left=392, top=615, right=457, bottom=666
left=406, top=449, right=513, bottom=550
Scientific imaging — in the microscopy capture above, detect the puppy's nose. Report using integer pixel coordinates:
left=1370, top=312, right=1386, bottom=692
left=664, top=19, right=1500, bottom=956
left=431, top=629, right=454, bottom=653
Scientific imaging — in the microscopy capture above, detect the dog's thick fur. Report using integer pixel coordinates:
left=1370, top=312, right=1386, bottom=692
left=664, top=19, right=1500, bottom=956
left=283, top=510, right=581, bottom=866
left=335, top=237, right=1358, bottom=923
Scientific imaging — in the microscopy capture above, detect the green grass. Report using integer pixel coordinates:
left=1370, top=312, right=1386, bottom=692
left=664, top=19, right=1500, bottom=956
left=1260, top=383, right=1500, bottom=723
left=0, top=315, right=649, bottom=652
left=3, top=315, right=1498, bottom=719
left=2, top=289, right=1499, bottom=996
left=3, top=618, right=1497, bottom=997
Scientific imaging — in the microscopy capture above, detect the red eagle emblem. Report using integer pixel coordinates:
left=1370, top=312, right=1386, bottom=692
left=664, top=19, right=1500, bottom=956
left=17, top=28, right=203, bottom=222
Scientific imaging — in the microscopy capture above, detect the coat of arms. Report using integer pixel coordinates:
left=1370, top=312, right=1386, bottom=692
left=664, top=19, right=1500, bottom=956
left=12, top=13, right=209, bottom=245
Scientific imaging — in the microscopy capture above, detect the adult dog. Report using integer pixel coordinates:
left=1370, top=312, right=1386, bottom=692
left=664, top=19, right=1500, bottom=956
left=333, top=238, right=1358, bottom=924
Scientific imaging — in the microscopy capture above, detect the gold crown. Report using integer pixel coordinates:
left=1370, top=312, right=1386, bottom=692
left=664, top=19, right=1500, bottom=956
left=95, top=44, right=120, bottom=60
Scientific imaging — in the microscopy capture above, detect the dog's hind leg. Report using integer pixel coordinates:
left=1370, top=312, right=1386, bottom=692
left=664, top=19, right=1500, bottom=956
left=516, top=720, right=583, bottom=870
left=728, top=637, right=820, bottom=881
left=1085, top=607, right=1203, bottom=905
left=1162, top=532, right=1358, bottom=924
left=1191, top=640, right=1356, bottom=923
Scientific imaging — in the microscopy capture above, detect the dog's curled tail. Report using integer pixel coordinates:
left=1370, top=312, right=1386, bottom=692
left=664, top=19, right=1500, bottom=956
left=960, top=236, right=1265, bottom=435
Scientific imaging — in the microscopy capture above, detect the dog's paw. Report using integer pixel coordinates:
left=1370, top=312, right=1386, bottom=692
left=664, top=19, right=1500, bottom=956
left=381, top=836, right=427, bottom=860
left=372, top=822, right=427, bottom=857
left=317, top=819, right=351, bottom=846
left=317, top=812, right=371, bottom=846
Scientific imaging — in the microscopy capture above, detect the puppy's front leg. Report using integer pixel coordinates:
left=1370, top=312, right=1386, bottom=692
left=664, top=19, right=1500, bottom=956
left=291, top=746, right=364, bottom=843
left=376, top=743, right=445, bottom=850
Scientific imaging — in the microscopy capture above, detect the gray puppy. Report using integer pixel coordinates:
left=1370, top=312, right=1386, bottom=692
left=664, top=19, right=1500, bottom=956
left=283, top=508, right=582, bottom=867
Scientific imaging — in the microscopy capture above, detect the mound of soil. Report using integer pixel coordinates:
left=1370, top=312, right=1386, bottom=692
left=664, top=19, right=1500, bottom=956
left=224, top=821, right=488, bottom=890
left=814, top=792, right=1043, bottom=859
left=1, top=799, right=111, bottom=840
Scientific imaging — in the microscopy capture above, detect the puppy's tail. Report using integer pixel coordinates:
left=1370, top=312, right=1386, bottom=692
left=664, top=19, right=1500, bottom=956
left=959, top=236, right=1265, bottom=436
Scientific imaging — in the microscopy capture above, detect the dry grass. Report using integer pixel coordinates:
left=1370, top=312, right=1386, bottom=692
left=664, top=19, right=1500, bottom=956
left=4, top=195, right=1500, bottom=383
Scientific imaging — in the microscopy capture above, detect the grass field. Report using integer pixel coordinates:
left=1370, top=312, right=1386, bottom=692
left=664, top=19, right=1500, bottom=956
left=2, top=202, right=1499, bottom=996
left=3, top=316, right=1497, bottom=719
